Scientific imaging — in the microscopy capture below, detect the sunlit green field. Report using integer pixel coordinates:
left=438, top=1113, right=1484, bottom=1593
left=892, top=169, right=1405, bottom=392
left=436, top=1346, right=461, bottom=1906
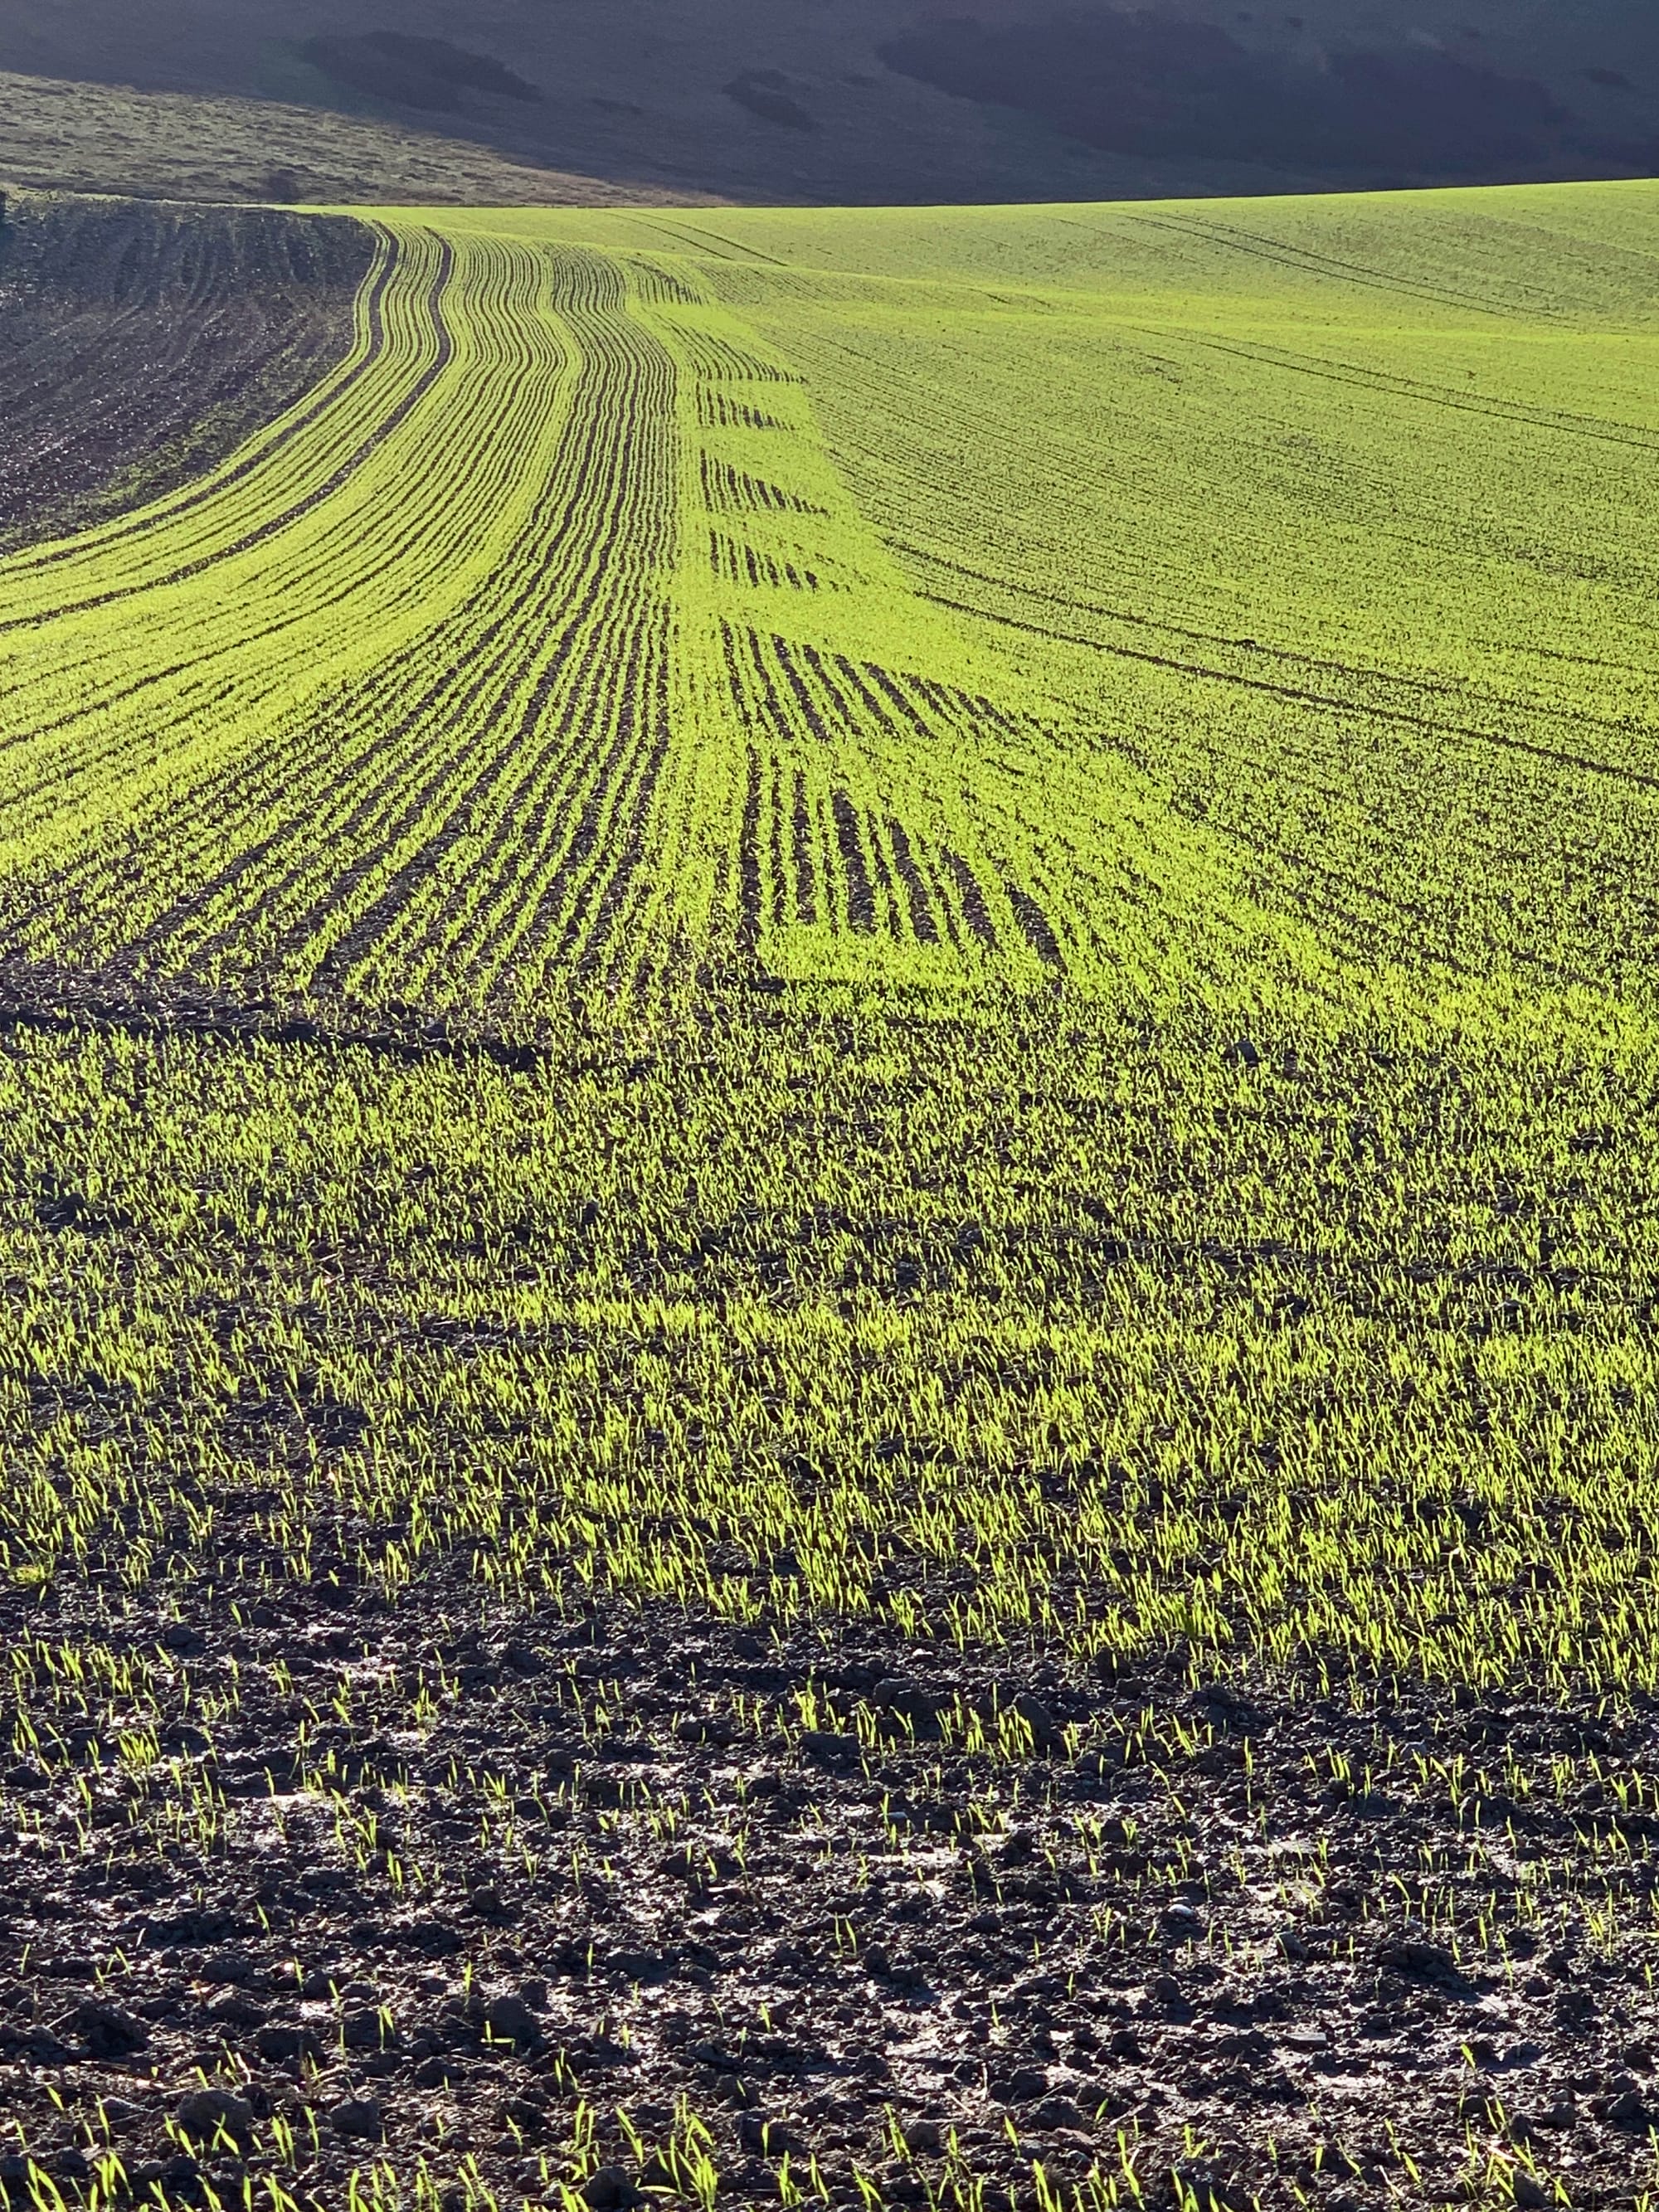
left=6, top=181, right=1659, bottom=1694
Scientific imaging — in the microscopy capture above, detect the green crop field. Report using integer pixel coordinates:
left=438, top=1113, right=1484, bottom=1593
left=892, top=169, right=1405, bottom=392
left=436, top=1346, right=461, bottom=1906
left=4, top=182, right=1659, bottom=2208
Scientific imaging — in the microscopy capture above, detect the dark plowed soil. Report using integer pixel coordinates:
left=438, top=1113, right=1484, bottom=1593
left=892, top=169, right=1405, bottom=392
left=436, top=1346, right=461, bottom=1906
left=0, top=192, right=373, bottom=550
left=4, top=1544, right=1658, bottom=2210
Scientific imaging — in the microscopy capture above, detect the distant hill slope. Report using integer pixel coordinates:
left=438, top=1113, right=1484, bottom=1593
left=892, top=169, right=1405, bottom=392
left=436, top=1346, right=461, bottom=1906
left=1, top=0, right=1655, bottom=205
left=0, top=71, right=721, bottom=209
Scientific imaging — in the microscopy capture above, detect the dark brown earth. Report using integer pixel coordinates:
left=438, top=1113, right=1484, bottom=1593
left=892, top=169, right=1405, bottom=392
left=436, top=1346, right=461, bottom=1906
left=4, top=1539, right=1659, bottom=2211
left=0, top=192, right=372, bottom=551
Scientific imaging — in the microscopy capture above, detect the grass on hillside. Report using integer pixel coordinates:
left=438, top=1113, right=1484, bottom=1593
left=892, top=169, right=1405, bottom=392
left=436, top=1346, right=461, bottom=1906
left=0, top=70, right=706, bottom=208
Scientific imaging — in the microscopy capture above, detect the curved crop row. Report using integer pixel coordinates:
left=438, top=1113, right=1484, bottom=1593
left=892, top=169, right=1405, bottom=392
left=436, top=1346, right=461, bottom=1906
left=3, top=187, right=1659, bottom=1735
left=2, top=217, right=1235, bottom=1019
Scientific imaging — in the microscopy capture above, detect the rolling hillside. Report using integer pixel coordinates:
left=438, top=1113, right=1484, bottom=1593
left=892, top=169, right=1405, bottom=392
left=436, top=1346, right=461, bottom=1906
left=1, top=0, right=1657, bottom=204
left=2, top=180, right=1659, bottom=2205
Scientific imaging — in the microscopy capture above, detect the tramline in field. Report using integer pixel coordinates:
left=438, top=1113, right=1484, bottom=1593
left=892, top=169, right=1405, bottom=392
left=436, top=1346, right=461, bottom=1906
left=0, top=210, right=1261, bottom=1009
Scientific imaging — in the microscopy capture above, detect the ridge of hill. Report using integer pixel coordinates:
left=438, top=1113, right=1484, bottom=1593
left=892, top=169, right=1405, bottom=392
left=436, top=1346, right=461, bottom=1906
left=1, top=0, right=1657, bottom=206
left=0, top=70, right=718, bottom=209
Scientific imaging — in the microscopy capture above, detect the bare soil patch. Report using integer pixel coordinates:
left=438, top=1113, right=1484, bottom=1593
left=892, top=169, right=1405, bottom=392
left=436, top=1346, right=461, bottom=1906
left=3, top=1544, right=1658, bottom=2209
left=0, top=191, right=372, bottom=551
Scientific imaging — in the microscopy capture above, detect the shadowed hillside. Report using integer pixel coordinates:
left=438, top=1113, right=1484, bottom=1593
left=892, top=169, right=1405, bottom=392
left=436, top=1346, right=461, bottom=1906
left=880, top=12, right=1637, bottom=184
left=0, top=0, right=1656, bottom=204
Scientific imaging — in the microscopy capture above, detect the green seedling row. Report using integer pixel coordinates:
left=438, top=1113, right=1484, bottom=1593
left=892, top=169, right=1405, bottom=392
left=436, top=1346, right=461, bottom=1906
left=3, top=183, right=1659, bottom=1691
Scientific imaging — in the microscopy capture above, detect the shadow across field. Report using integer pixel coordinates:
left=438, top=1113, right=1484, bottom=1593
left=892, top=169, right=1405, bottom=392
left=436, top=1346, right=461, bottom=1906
left=298, top=34, right=542, bottom=117
left=0, top=960, right=555, bottom=1074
